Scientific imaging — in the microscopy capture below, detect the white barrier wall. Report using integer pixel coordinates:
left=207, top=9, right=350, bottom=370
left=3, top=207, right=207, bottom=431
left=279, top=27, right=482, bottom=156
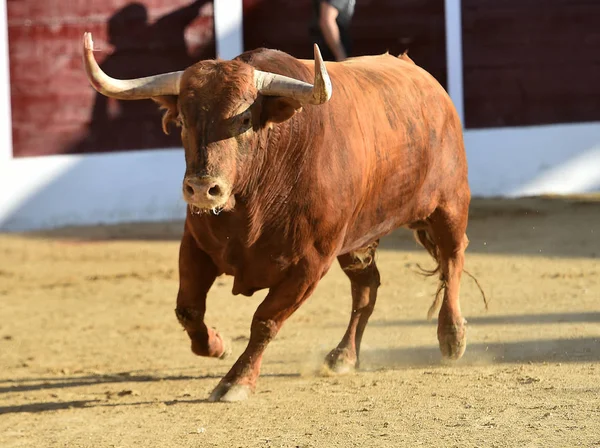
left=466, top=123, right=600, bottom=197
left=1, top=0, right=599, bottom=231
left=0, top=150, right=188, bottom=230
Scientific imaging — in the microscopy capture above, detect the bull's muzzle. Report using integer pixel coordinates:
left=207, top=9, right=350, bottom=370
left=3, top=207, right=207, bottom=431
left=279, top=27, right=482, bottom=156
left=183, top=176, right=230, bottom=214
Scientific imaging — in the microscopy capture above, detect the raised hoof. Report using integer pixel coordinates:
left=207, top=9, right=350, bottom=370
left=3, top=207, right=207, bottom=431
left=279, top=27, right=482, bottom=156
left=324, top=347, right=357, bottom=374
left=218, top=336, right=232, bottom=360
left=437, top=320, right=467, bottom=360
left=191, top=330, right=230, bottom=359
left=208, top=383, right=252, bottom=402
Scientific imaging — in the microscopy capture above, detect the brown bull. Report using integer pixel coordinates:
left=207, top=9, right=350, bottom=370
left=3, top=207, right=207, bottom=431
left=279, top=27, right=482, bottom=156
left=83, top=32, right=475, bottom=402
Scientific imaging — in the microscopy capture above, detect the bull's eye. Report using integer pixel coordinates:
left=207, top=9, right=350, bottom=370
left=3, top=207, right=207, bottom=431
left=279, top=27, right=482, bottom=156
left=241, top=117, right=251, bottom=127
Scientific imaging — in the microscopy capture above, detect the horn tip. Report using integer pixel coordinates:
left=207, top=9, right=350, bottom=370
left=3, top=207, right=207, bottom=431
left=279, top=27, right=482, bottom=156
left=83, top=32, right=94, bottom=51
left=311, top=44, right=332, bottom=104
left=313, top=44, right=324, bottom=63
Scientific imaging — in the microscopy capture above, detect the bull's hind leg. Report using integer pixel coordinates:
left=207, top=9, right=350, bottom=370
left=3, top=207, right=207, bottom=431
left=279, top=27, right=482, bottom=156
left=326, top=240, right=380, bottom=373
left=422, top=202, right=470, bottom=360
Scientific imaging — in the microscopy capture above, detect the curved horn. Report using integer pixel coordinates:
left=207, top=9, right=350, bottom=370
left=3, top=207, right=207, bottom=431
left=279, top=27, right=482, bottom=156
left=253, top=44, right=332, bottom=105
left=82, top=32, right=183, bottom=99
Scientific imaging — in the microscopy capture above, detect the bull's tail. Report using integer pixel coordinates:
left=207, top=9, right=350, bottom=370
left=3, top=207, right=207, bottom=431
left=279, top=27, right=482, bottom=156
left=463, top=268, right=489, bottom=312
left=413, top=230, right=444, bottom=320
left=414, top=229, right=440, bottom=276
left=413, top=230, right=489, bottom=320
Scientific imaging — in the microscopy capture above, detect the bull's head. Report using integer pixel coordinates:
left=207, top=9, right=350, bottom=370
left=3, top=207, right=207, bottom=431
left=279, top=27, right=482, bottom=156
left=82, top=33, right=332, bottom=215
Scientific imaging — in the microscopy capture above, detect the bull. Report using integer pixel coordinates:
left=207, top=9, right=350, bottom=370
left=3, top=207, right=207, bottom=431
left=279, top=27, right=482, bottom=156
left=82, top=32, right=478, bottom=402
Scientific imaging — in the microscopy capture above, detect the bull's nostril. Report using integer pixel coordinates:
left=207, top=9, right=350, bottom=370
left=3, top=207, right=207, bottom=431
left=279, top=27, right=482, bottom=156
left=185, top=184, right=195, bottom=196
left=208, top=185, right=221, bottom=197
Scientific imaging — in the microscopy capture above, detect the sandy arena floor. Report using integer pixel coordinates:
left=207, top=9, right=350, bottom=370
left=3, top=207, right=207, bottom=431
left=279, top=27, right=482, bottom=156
left=1, top=196, right=599, bottom=447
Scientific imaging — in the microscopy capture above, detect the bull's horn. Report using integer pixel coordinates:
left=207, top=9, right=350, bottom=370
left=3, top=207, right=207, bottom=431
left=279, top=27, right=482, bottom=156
left=82, top=32, right=183, bottom=99
left=253, top=44, right=332, bottom=105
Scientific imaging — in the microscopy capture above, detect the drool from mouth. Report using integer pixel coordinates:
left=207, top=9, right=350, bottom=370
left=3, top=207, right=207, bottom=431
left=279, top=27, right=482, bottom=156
left=189, top=204, right=224, bottom=216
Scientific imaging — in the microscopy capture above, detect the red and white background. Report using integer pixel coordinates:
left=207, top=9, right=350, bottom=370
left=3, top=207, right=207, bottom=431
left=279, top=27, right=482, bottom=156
left=0, top=0, right=599, bottom=230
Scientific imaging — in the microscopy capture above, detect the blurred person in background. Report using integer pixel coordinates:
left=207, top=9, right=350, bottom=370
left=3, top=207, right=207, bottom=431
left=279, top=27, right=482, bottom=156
left=310, top=0, right=355, bottom=61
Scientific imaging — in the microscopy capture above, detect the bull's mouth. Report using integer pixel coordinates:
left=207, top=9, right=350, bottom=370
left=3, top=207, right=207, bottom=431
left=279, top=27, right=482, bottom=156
left=187, top=195, right=235, bottom=217
left=189, top=204, right=224, bottom=216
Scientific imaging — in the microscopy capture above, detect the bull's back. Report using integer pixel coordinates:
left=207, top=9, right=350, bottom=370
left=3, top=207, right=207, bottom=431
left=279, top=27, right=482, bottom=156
left=313, top=55, right=467, bottom=252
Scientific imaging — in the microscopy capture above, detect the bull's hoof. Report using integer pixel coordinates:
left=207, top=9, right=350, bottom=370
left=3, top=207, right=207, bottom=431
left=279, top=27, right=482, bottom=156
left=324, top=347, right=357, bottom=374
left=191, top=330, right=230, bottom=359
left=208, top=383, right=252, bottom=402
left=437, top=320, right=467, bottom=360
left=218, top=336, right=232, bottom=360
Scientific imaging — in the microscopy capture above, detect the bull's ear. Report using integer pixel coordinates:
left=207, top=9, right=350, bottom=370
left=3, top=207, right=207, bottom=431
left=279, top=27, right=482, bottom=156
left=261, top=97, right=302, bottom=125
left=152, top=95, right=179, bottom=135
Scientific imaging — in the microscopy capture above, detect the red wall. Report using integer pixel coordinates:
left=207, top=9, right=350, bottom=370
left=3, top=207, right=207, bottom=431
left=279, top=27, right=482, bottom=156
left=10, top=1, right=598, bottom=159
left=8, top=0, right=215, bottom=158
left=462, top=0, right=600, bottom=128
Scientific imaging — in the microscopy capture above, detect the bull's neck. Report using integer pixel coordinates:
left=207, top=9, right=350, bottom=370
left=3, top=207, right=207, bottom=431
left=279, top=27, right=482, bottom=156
left=234, top=115, right=312, bottom=243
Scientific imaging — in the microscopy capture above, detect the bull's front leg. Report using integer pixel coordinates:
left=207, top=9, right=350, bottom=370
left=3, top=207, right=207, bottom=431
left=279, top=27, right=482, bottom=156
left=209, top=258, right=324, bottom=402
left=175, top=225, right=228, bottom=359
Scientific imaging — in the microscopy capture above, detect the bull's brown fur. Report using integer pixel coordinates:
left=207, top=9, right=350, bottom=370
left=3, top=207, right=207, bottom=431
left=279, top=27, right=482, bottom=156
left=107, top=47, right=475, bottom=401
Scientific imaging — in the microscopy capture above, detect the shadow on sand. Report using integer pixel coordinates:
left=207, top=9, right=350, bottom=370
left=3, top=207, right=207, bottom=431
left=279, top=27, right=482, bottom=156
left=370, top=311, right=600, bottom=328
left=1, top=334, right=598, bottom=414
left=361, top=336, right=600, bottom=370
left=0, top=370, right=299, bottom=414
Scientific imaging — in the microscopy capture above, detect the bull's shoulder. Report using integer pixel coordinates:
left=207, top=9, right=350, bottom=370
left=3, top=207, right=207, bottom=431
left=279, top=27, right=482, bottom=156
left=342, top=53, right=441, bottom=88
left=341, top=52, right=416, bottom=70
left=235, top=47, right=285, bottom=64
left=398, top=50, right=416, bottom=65
left=235, top=48, right=310, bottom=80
